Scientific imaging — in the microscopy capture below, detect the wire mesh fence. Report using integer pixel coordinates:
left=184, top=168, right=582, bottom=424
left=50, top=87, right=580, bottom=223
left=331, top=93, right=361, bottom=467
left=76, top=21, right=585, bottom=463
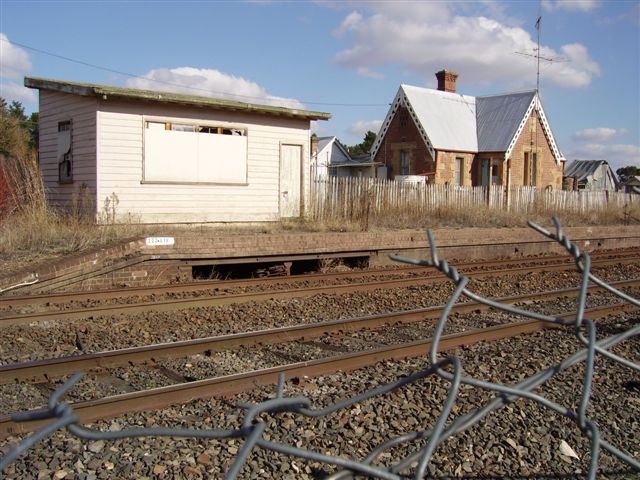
left=1, top=218, right=639, bottom=479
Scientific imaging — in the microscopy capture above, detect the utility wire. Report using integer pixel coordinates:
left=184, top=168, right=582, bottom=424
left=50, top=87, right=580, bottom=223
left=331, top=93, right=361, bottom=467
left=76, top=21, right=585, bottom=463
left=0, top=38, right=388, bottom=108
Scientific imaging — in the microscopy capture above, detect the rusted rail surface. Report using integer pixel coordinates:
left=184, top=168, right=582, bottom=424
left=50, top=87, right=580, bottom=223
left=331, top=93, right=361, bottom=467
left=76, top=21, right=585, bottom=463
left=2, top=278, right=638, bottom=385
left=0, top=300, right=632, bottom=438
left=2, top=256, right=638, bottom=327
left=2, top=249, right=638, bottom=309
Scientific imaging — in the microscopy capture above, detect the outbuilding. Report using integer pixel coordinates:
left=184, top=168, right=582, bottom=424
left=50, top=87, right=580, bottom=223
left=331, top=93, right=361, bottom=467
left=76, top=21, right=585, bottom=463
left=563, top=160, right=619, bottom=191
left=25, top=77, right=330, bottom=223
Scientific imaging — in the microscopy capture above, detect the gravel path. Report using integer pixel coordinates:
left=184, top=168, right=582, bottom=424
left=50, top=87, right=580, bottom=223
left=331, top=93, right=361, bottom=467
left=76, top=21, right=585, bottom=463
left=0, top=313, right=636, bottom=479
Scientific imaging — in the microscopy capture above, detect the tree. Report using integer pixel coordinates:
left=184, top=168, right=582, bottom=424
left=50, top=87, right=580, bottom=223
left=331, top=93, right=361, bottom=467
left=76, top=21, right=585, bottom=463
left=345, top=130, right=377, bottom=157
left=0, top=98, right=37, bottom=157
left=616, top=166, right=640, bottom=184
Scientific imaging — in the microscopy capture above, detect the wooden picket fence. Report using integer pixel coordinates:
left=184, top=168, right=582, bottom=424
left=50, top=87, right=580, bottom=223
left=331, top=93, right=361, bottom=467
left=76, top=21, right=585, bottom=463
left=308, top=176, right=638, bottom=222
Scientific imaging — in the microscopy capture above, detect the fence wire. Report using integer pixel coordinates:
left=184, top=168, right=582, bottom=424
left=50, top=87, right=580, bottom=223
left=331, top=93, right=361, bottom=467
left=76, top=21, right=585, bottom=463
left=1, top=217, right=639, bottom=479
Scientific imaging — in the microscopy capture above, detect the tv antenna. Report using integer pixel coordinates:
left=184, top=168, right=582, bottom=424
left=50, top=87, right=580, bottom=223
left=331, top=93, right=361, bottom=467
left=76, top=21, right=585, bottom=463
left=514, top=16, right=566, bottom=95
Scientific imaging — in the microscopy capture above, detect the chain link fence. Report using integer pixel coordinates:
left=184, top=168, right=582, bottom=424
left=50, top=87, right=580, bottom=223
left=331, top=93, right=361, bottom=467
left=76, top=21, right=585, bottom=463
left=1, top=217, right=639, bottom=479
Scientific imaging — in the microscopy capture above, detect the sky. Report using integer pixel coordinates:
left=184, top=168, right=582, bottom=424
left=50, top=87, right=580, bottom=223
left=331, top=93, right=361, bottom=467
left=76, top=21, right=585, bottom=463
left=1, top=0, right=638, bottom=172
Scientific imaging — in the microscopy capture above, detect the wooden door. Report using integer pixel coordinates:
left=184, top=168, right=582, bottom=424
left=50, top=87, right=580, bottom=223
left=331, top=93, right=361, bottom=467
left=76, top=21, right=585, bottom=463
left=280, top=144, right=302, bottom=217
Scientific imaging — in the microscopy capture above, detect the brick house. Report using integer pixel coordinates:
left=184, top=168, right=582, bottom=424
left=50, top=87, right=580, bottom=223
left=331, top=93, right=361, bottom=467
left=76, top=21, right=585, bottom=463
left=371, top=70, right=565, bottom=189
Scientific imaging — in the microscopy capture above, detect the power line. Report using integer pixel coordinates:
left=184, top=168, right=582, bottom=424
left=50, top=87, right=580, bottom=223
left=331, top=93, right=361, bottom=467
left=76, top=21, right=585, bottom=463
left=0, top=38, right=388, bottom=108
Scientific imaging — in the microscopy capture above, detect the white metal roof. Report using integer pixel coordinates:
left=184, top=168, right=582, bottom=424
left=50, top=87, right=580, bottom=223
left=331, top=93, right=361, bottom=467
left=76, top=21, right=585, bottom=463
left=401, top=84, right=478, bottom=152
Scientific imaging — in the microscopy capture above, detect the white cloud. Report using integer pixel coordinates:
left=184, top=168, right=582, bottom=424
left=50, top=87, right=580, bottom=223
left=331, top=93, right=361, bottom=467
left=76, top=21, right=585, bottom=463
left=356, top=67, right=384, bottom=80
left=542, top=0, right=599, bottom=12
left=567, top=143, right=640, bottom=172
left=334, top=6, right=600, bottom=88
left=127, top=67, right=305, bottom=110
left=347, top=119, right=383, bottom=137
left=0, top=81, right=36, bottom=104
left=0, top=33, right=31, bottom=80
left=0, top=34, right=35, bottom=104
left=572, top=127, right=628, bottom=142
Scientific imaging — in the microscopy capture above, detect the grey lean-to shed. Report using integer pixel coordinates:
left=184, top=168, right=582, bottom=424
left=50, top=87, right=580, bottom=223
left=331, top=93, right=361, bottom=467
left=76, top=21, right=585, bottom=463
left=25, top=77, right=330, bottom=223
left=563, top=160, right=619, bottom=191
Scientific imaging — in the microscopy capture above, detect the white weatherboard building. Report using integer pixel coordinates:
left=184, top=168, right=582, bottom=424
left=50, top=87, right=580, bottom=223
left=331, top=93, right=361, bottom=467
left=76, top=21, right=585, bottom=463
left=25, top=77, right=330, bottom=223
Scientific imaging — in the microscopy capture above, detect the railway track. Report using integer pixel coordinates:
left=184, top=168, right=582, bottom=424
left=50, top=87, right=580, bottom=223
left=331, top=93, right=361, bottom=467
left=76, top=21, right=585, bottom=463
left=1, top=298, right=634, bottom=438
left=2, top=249, right=638, bottom=310
left=1, top=254, right=638, bottom=326
left=2, top=278, right=638, bottom=385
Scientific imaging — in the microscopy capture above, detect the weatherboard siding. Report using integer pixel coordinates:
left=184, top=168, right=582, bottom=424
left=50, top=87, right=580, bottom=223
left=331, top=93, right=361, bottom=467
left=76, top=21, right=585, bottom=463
left=38, top=90, right=98, bottom=208
left=96, top=99, right=309, bottom=223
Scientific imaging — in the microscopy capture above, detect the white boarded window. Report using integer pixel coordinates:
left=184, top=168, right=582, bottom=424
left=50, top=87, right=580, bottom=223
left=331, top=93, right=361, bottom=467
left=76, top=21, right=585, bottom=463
left=143, top=120, right=247, bottom=184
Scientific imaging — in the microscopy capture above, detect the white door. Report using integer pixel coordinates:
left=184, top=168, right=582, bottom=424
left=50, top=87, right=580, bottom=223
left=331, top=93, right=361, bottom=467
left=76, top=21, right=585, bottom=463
left=280, top=144, right=302, bottom=217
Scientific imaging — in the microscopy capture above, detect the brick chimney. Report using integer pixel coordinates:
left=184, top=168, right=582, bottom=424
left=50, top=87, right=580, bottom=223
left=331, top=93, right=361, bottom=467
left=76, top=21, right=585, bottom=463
left=435, top=69, right=459, bottom=93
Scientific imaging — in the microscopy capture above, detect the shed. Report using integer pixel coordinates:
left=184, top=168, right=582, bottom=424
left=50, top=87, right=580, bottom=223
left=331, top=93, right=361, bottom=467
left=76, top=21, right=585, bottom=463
left=621, top=176, right=640, bottom=194
left=311, top=136, right=351, bottom=177
left=25, top=77, right=330, bottom=223
left=563, top=160, right=619, bottom=191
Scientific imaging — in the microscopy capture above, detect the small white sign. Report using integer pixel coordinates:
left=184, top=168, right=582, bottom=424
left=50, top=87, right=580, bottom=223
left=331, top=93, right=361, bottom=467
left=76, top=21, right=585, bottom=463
left=145, top=237, right=175, bottom=246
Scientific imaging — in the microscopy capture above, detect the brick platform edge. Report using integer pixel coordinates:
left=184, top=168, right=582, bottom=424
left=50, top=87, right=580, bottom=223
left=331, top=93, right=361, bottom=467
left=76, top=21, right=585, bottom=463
left=2, top=225, right=640, bottom=294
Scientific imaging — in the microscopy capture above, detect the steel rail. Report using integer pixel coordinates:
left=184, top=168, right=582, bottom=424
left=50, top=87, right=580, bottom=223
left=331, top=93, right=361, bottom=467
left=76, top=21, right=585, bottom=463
left=2, top=250, right=638, bottom=308
left=2, top=279, right=638, bottom=385
left=0, top=301, right=633, bottom=438
left=2, top=258, right=639, bottom=327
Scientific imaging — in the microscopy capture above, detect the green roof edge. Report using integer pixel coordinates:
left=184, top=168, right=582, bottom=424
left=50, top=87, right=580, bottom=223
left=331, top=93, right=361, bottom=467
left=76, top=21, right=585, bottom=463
left=24, top=77, right=331, bottom=121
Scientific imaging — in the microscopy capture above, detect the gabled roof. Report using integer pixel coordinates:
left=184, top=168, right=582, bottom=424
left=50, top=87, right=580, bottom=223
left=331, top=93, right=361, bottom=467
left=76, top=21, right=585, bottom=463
left=401, top=85, right=477, bottom=152
left=564, top=160, right=610, bottom=180
left=24, top=77, right=331, bottom=121
left=316, top=136, right=351, bottom=165
left=476, top=91, right=536, bottom=152
left=370, top=84, right=564, bottom=164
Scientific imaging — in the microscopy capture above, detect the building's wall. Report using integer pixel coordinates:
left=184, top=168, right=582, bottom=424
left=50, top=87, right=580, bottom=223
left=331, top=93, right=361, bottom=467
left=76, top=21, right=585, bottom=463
left=96, top=99, right=310, bottom=223
left=372, top=106, right=434, bottom=179
left=435, top=151, right=475, bottom=185
left=39, top=90, right=98, bottom=209
left=509, top=112, right=562, bottom=188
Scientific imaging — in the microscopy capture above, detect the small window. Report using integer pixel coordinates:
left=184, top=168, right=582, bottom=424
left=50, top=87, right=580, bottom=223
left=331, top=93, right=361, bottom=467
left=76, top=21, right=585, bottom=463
left=171, top=123, right=196, bottom=132
left=400, top=150, right=410, bottom=175
left=524, top=152, right=537, bottom=186
left=58, top=121, right=72, bottom=183
left=146, top=121, right=165, bottom=130
left=455, top=157, right=464, bottom=185
left=531, top=153, right=537, bottom=186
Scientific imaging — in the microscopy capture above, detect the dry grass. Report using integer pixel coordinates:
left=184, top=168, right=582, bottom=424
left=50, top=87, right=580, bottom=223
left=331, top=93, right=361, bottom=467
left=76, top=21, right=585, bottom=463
left=1, top=152, right=638, bottom=276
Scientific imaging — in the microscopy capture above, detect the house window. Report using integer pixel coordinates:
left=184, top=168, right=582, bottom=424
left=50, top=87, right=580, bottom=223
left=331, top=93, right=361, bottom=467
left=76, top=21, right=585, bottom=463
left=480, top=159, right=490, bottom=187
left=400, top=150, right=410, bottom=175
left=524, top=152, right=537, bottom=186
left=58, top=120, right=72, bottom=183
left=143, top=119, right=248, bottom=184
left=455, top=157, right=464, bottom=185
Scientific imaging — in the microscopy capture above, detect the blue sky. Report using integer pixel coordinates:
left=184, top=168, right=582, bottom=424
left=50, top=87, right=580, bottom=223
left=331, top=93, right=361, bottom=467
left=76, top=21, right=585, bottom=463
left=1, top=0, right=638, bottom=171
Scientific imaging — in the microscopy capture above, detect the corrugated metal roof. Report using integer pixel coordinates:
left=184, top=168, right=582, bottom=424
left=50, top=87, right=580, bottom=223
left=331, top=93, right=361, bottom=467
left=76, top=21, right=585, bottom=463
left=564, top=160, right=608, bottom=180
left=476, top=91, right=535, bottom=152
left=24, top=77, right=331, bottom=121
left=317, top=137, right=334, bottom=152
left=401, top=85, right=478, bottom=151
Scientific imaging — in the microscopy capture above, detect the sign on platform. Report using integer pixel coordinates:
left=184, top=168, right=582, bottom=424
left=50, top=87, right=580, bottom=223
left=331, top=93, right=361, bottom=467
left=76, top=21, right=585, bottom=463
left=145, top=237, right=175, bottom=246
